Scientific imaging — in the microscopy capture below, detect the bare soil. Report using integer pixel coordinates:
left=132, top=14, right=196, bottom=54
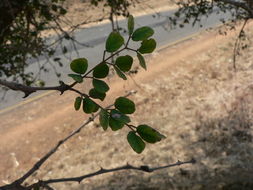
left=1, top=2, right=253, bottom=190
left=63, top=0, right=176, bottom=27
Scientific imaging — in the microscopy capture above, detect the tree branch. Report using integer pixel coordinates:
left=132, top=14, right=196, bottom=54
left=0, top=90, right=137, bottom=190
left=0, top=33, right=132, bottom=98
left=0, top=79, right=71, bottom=98
left=218, top=0, right=253, bottom=17
left=233, top=17, right=249, bottom=70
left=0, top=0, right=27, bottom=44
left=31, top=159, right=196, bottom=187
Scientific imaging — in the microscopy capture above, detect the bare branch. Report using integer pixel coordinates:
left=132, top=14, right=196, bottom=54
left=233, top=18, right=249, bottom=70
left=0, top=90, right=137, bottom=190
left=0, top=79, right=70, bottom=98
left=33, top=159, right=195, bottom=186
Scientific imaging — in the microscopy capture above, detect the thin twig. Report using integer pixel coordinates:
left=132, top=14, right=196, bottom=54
left=8, top=90, right=136, bottom=187
left=233, top=18, right=249, bottom=71
left=32, top=159, right=196, bottom=186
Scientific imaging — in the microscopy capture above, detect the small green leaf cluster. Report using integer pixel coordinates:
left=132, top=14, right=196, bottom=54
left=68, top=15, right=164, bottom=154
left=127, top=125, right=166, bottom=154
left=98, top=97, right=134, bottom=131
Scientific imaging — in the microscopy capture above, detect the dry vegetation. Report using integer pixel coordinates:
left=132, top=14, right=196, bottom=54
left=1, top=1, right=253, bottom=190
left=60, top=0, right=176, bottom=27
left=39, top=26, right=253, bottom=189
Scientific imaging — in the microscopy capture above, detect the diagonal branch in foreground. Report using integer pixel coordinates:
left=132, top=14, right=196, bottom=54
left=1, top=90, right=137, bottom=190
left=233, top=17, right=249, bottom=70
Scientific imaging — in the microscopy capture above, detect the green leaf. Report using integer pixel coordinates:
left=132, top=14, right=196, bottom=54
left=137, top=125, right=166, bottom=143
left=128, top=15, right=134, bottom=35
left=114, top=66, right=127, bottom=80
left=109, top=117, right=125, bottom=131
left=138, top=38, right=156, bottom=54
left=137, top=52, right=146, bottom=70
left=115, top=55, right=133, bottom=72
left=106, top=32, right=124, bottom=52
left=109, top=110, right=129, bottom=131
left=93, top=63, right=109, bottom=78
left=68, top=74, right=83, bottom=83
left=70, top=58, right=88, bottom=74
left=89, top=88, right=106, bottom=101
left=127, top=131, right=145, bottom=154
left=110, top=109, right=131, bottom=123
left=93, top=79, right=110, bottom=93
left=99, top=109, right=109, bottom=131
left=74, top=97, right=82, bottom=111
left=114, top=97, right=135, bottom=114
left=83, top=98, right=99, bottom=114
left=132, top=26, right=154, bottom=41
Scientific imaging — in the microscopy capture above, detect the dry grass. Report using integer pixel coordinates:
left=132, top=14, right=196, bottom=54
left=61, top=0, right=176, bottom=27
left=35, top=27, right=253, bottom=190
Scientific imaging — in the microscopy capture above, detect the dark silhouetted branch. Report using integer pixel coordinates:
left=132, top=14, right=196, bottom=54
left=0, top=79, right=71, bottom=98
left=0, top=91, right=137, bottom=190
left=31, top=159, right=196, bottom=187
left=233, top=17, right=249, bottom=70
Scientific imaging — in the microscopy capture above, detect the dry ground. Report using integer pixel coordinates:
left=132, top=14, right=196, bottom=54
left=1, top=1, right=253, bottom=190
left=63, top=0, right=176, bottom=27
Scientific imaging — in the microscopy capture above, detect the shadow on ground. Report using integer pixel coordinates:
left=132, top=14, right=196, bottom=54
left=70, top=97, right=253, bottom=190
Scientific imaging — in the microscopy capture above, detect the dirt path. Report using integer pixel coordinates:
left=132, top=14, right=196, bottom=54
left=1, top=20, right=253, bottom=190
left=63, top=0, right=176, bottom=27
